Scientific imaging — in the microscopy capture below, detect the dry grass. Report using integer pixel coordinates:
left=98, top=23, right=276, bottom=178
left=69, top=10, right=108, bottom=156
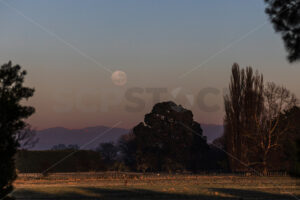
left=13, top=172, right=300, bottom=200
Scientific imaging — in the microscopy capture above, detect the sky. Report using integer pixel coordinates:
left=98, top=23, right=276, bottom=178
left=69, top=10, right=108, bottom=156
left=0, top=0, right=299, bottom=130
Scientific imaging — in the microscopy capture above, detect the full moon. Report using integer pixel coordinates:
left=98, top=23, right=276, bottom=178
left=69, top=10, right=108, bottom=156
left=111, top=70, right=127, bottom=86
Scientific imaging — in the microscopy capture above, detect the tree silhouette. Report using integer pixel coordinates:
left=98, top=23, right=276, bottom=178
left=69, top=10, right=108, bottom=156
left=15, top=125, right=38, bottom=150
left=118, top=132, right=137, bottom=170
left=96, top=142, right=118, bottom=162
left=265, top=0, right=300, bottom=62
left=256, top=82, right=297, bottom=174
left=224, top=63, right=298, bottom=174
left=224, top=63, right=264, bottom=172
left=130, top=101, right=208, bottom=172
left=280, top=106, right=300, bottom=175
left=0, top=61, right=35, bottom=199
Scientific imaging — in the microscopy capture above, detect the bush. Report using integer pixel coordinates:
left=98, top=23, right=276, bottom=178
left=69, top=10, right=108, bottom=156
left=16, top=150, right=105, bottom=173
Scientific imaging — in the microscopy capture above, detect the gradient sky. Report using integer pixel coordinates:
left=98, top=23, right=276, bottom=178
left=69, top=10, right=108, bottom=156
left=0, top=0, right=299, bottom=130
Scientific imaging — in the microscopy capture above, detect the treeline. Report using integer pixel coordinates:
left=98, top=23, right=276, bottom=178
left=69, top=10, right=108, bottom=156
left=223, top=64, right=300, bottom=175
left=16, top=143, right=227, bottom=174
left=16, top=63, right=300, bottom=176
left=117, top=101, right=228, bottom=173
left=16, top=150, right=105, bottom=173
left=114, top=64, right=299, bottom=175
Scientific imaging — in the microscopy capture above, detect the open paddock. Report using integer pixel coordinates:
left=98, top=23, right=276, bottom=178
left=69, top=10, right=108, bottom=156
left=12, top=172, right=300, bottom=200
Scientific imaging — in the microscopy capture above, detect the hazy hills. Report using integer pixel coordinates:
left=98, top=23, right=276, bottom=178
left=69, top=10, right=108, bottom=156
left=31, top=126, right=128, bottom=150
left=31, top=124, right=223, bottom=150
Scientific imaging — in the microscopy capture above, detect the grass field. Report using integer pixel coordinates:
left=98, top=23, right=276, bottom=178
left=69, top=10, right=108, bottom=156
left=13, top=172, right=299, bottom=200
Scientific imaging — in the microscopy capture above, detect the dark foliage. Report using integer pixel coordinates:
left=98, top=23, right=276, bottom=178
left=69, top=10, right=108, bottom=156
left=96, top=142, right=123, bottom=170
left=96, top=142, right=118, bottom=162
left=265, top=0, right=300, bottom=62
left=16, top=150, right=105, bottom=173
left=121, top=101, right=209, bottom=172
left=15, top=125, right=38, bottom=150
left=209, top=137, right=230, bottom=172
left=280, top=106, right=300, bottom=176
left=224, top=63, right=297, bottom=174
left=0, top=61, right=35, bottom=199
left=224, top=63, right=264, bottom=172
left=118, top=132, right=137, bottom=170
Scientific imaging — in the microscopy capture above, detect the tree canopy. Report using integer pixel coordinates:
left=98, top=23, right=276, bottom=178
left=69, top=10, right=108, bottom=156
left=265, top=0, right=300, bottom=62
left=96, top=142, right=118, bottom=162
left=224, top=63, right=298, bottom=174
left=0, top=61, right=35, bottom=199
left=125, top=101, right=209, bottom=172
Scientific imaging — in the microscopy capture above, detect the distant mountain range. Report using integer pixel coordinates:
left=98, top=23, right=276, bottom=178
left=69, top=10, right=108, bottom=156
left=201, top=124, right=224, bottom=143
left=31, top=124, right=223, bottom=150
left=31, top=126, right=128, bottom=150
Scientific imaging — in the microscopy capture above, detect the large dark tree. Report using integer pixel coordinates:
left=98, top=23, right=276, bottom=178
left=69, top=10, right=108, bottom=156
left=256, top=82, right=297, bottom=174
left=224, top=63, right=264, bottom=172
left=128, top=101, right=208, bottom=172
left=224, top=63, right=297, bottom=174
left=265, top=0, right=300, bottom=62
left=0, top=61, right=35, bottom=199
